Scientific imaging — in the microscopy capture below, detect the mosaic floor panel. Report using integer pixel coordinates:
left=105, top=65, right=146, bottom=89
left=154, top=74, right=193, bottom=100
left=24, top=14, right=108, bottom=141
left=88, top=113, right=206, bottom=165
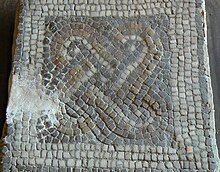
left=3, top=0, right=220, bottom=171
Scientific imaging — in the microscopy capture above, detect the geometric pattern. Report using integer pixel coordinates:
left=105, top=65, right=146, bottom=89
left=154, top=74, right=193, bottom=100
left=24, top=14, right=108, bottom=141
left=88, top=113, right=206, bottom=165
left=39, top=16, right=174, bottom=146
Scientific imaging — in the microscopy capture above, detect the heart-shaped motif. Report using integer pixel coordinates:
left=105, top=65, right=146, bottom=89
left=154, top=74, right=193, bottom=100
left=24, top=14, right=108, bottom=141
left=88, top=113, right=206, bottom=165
left=41, top=16, right=172, bottom=145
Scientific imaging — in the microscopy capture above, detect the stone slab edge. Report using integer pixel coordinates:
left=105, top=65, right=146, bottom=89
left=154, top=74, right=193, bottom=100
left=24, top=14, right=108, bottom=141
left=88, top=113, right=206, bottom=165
left=202, top=0, right=220, bottom=170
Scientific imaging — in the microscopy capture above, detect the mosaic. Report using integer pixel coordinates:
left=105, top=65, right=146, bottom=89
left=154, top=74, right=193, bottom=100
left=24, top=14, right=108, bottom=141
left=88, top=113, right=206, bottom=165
left=37, top=16, right=175, bottom=146
left=3, top=0, right=220, bottom=171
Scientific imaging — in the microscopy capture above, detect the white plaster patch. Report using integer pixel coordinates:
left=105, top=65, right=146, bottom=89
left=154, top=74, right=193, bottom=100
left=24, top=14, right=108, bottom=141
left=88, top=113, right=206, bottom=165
left=7, top=75, right=60, bottom=115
